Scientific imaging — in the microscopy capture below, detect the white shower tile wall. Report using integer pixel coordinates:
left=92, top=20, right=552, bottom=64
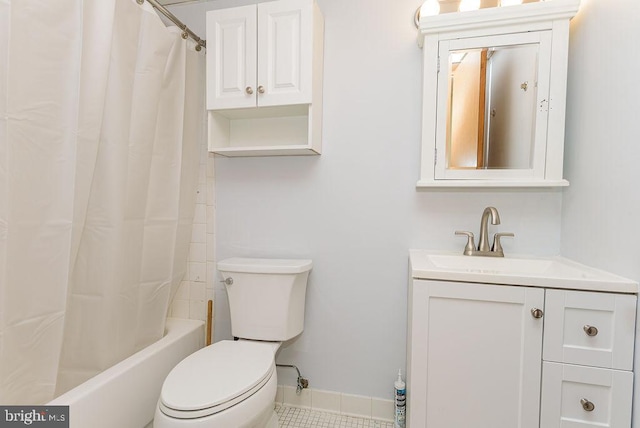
left=169, top=141, right=216, bottom=345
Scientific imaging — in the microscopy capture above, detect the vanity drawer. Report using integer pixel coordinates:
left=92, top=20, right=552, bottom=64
left=543, top=289, right=636, bottom=370
left=540, top=361, right=632, bottom=428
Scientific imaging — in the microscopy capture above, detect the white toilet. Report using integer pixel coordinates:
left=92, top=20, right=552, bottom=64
left=154, top=257, right=313, bottom=428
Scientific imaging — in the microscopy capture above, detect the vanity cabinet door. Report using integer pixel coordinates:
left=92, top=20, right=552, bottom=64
left=407, top=280, right=544, bottom=428
left=543, top=289, right=637, bottom=370
left=540, top=361, right=633, bottom=427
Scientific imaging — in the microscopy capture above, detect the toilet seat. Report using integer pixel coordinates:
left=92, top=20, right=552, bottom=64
left=159, top=340, right=276, bottom=419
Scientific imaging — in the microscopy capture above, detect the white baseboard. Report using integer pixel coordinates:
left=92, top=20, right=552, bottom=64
left=275, top=385, right=394, bottom=423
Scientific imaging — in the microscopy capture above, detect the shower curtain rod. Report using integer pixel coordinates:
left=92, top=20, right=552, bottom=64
left=138, top=0, right=206, bottom=50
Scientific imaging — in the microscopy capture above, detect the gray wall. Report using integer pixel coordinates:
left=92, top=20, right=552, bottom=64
left=170, top=0, right=568, bottom=399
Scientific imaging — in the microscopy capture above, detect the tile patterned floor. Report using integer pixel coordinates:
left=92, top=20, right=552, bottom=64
left=275, top=405, right=395, bottom=428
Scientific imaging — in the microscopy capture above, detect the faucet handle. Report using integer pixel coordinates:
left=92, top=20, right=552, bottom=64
left=491, top=232, right=514, bottom=255
left=455, top=231, right=476, bottom=256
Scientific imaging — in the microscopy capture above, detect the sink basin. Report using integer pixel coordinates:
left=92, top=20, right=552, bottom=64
left=426, top=253, right=554, bottom=275
left=410, top=250, right=638, bottom=293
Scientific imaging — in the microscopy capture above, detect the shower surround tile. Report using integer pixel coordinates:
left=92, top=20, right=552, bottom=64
left=189, top=299, right=206, bottom=320
left=190, top=223, right=206, bottom=243
left=171, top=299, right=189, bottom=318
left=195, top=183, right=206, bottom=204
left=170, top=142, right=213, bottom=344
left=193, top=203, right=206, bottom=224
left=189, top=242, right=206, bottom=263
left=188, top=261, right=206, bottom=282
left=189, top=282, right=205, bottom=300
left=175, top=281, right=189, bottom=300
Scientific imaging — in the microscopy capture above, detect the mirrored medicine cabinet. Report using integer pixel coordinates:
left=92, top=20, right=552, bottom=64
left=416, top=0, right=580, bottom=187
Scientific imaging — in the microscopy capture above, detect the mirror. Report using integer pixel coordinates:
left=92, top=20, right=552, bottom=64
left=446, top=44, right=539, bottom=170
left=416, top=0, right=579, bottom=187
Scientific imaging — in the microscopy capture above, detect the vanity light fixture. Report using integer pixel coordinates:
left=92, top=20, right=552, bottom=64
left=458, top=0, right=481, bottom=11
left=414, top=0, right=440, bottom=28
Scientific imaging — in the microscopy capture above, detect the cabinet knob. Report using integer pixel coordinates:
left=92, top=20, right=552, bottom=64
left=531, top=308, right=544, bottom=319
left=258, top=85, right=265, bottom=94
left=583, top=325, right=598, bottom=336
left=245, top=86, right=254, bottom=95
left=580, top=398, right=595, bottom=412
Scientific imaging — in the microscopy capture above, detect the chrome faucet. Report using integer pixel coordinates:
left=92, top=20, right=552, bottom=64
left=455, top=206, right=514, bottom=257
left=478, top=206, right=500, bottom=252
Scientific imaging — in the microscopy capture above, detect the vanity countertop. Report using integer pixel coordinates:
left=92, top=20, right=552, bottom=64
left=410, top=249, right=638, bottom=294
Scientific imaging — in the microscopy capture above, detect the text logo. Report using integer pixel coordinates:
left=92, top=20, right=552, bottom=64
left=0, top=406, right=68, bottom=427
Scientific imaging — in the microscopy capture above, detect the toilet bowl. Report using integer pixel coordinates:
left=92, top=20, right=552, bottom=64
left=154, top=340, right=280, bottom=428
left=154, top=258, right=312, bottom=428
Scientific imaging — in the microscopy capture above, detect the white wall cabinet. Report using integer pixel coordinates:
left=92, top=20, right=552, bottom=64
left=415, top=0, right=579, bottom=187
left=207, top=0, right=312, bottom=110
left=206, top=0, right=324, bottom=157
left=407, top=280, right=637, bottom=428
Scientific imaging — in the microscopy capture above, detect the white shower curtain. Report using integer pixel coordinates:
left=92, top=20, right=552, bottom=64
left=0, top=0, right=204, bottom=403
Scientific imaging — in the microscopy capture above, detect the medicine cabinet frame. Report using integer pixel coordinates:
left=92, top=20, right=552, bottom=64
left=416, top=0, right=580, bottom=188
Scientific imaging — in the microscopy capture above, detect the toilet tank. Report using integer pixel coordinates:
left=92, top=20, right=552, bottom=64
left=217, top=258, right=313, bottom=341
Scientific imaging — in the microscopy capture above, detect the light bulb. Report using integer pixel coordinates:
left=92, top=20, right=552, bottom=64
left=458, top=0, right=480, bottom=11
left=420, top=0, right=441, bottom=17
left=500, top=0, right=523, bottom=6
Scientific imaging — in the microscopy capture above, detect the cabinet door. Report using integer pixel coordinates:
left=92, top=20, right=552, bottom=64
left=206, top=5, right=257, bottom=110
left=543, top=289, right=636, bottom=370
left=433, top=31, right=552, bottom=182
left=257, top=0, right=312, bottom=107
left=408, top=280, right=544, bottom=428
left=540, top=361, right=633, bottom=427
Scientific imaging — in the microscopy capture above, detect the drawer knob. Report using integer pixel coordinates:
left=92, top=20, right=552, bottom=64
left=531, top=308, right=544, bottom=319
left=245, top=86, right=254, bottom=95
left=580, top=398, right=595, bottom=412
left=583, top=325, right=599, bottom=336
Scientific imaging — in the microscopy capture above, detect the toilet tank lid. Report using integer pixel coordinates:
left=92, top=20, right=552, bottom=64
left=217, top=257, right=312, bottom=274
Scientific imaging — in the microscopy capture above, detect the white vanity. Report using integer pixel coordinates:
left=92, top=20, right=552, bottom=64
left=407, top=250, right=638, bottom=428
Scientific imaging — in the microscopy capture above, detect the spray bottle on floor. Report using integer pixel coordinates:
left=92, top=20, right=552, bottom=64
left=394, top=369, right=406, bottom=428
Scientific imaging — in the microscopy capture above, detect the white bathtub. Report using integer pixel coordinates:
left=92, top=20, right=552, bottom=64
left=49, top=318, right=204, bottom=428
